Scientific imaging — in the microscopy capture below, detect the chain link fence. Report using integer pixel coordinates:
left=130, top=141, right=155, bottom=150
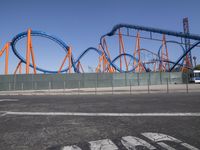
left=0, top=72, right=199, bottom=94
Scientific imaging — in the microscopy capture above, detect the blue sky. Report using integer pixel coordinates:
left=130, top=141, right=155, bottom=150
left=0, top=0, right=200, bottom=74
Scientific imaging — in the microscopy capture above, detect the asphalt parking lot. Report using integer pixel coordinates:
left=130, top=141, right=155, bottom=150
left=0, top=93, right=200, bottom=150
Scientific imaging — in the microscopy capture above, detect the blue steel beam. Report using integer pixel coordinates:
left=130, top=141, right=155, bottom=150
left=170, top=41, right=200, bottom=71
left=102, top=24, right=200, bottom=40
left=100, top=24, right=200, bottom=72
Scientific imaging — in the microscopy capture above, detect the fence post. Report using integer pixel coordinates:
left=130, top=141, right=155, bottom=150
left=34, top=82, right=37, bottom=90
left=186, top=73, right=189, bottom=93
left=167, top=78, right=169, bottom=93
left=130, top=80, right=132, bottom=95
left=14, top=75, right=16, bottom=91
left=78, top=80, right=80, bottom=95
left=112, top=78, right=114, bottom=95
left=63, top=81, right=66, bottom=93
left=21, top=83, right=24, bottom=91
left=160, top=72, right=162, bottom=85
left=9, top=82, right=11, bottom=91
left=32, top=74, right=34, bottom=91
left=49, top=81, right=51, bottom=90
left=148, top=79, right=150, bottom=94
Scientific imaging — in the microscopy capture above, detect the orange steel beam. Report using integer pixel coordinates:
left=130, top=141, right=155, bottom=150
left=134, top=32, right=140, bottom=72
left=5, top=43, right=9, bottom=75
left=58, top=54, right=68, bottom=73
left=98, top=44, right=108, bottom=72
left=161, top=35, right=165, bottom=71
left=133, top=32, right=145, bottom=73
left=118, top=30, right=122, bottom=72
left=19, top=61, right=22, bottom=74
left=58, top=47, right=72, bottom=74
left=182, top=54, right=192, bottom=72
left=26, top=29, right=31, bottom=74
left=76, top=61, right=84, bottom=73
left=160, top=34, right=170, bottom=72
left=101, top=39, right=115, bottom=73
left=0, top=42, right=10, bottom=75
left=14, top=61, right=22, bottom=75
left=118, top=29, right=128, bottom=71
left=79, top=62, right=84, bottom=73
left=68, top=47, right=72, bottom=73
left=96, top=55, right=103, bottom=73
left=26, top=29, right=37, bottom=74
left=30, top=34, right=37, bottom=74
left=102, top=38, right=111, bottom=59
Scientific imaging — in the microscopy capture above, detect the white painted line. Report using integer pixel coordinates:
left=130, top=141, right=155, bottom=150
left=121, top=136, right=156, bottom=150
left=0, top=99, right=19, bottom=102
left=60, top=133, right=199, bottom=150
left=142, top=132, right=181, bottom=142
left=89, top=139, right=118, bottom=150
left=142, top=132, right=200, bottom=150
left=0, top=112, right=7, bottom=117
left=157, top=142, right=176, bottom=150
left=2, top=112, right=200, bottom=117
left=181, top=143, right=200, bottom=150
left=62, top=145, right=82, bottom=150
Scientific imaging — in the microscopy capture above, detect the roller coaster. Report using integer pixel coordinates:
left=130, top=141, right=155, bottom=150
left=0, top=18, right=200, bottom=75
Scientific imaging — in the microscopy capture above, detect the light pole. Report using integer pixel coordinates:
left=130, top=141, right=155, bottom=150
left=193, top=56, right=197, bottom=67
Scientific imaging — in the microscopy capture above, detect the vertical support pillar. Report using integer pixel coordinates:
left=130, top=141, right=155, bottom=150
left=26, top=29, right=31, bottom=74
left=78, top=80, right=80, bottom=95
left=58, top=46, right=72, bottom=74
left=26, top=29, right=37, bottom=74
left=186, top=73, right=189, bottom=93
left=0, top=42, right=10, bottom=75
left=64, top=81, right=66, bottom=92
left=147, top=79, right=150, bottom=94
left=167, top=78, right=169, bottom=93
left=5, top=43, right=9, bottom=75
left=68, top=47, right=72, bottom=73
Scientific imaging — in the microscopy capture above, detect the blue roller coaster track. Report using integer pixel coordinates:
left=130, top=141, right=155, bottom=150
left=10, top=23, right=200, bottom=74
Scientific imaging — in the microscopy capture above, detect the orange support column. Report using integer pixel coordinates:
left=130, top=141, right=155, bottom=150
left=14, top=61, right=22, bottom=75
left=0, top=42, right=10, bottom=75
left=26, top=29, right=31, bottom=74
left=5, top=43, right=9, bottom=75
left=159, top=34, right=170, bottom=72
left=26, top=29, right=37, bottom=74
left=58, top=46, right=72, bottom=74
left=68, top=47, right=72, bottom=73
left=30, top=35, right=37, bottom=74
left=133, top=32, right=145, bottom=73
left=118, top=29, right=128, bottom=71
left=76, top=61, right=84, bottom=73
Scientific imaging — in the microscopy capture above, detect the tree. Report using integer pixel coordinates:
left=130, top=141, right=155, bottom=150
left=194, top=64, right=200, bottom=70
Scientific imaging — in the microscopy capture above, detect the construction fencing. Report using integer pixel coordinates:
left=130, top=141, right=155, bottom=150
left=0, top=72, right=187, bottom=91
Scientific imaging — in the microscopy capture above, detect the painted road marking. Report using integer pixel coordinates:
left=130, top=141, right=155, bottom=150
left=1, top=111, right=200, bottom=117
left=158, top=142, right=176, bottom=150
left=60, top=133, right=199, bottom=150
left=62, top=145, right=81, bottom=150
left=0, top=99, right=19, bottom=102
left=0, top=112, right=6, bottom=117
left=121, top=136, right=156, bottom=150
left=142, top=132, right=199, bottom=150
left=89, top=139, right=118, bottom=150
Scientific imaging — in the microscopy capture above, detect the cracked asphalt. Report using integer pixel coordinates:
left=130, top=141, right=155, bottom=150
left=0, top=93, right=200, bottom=150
